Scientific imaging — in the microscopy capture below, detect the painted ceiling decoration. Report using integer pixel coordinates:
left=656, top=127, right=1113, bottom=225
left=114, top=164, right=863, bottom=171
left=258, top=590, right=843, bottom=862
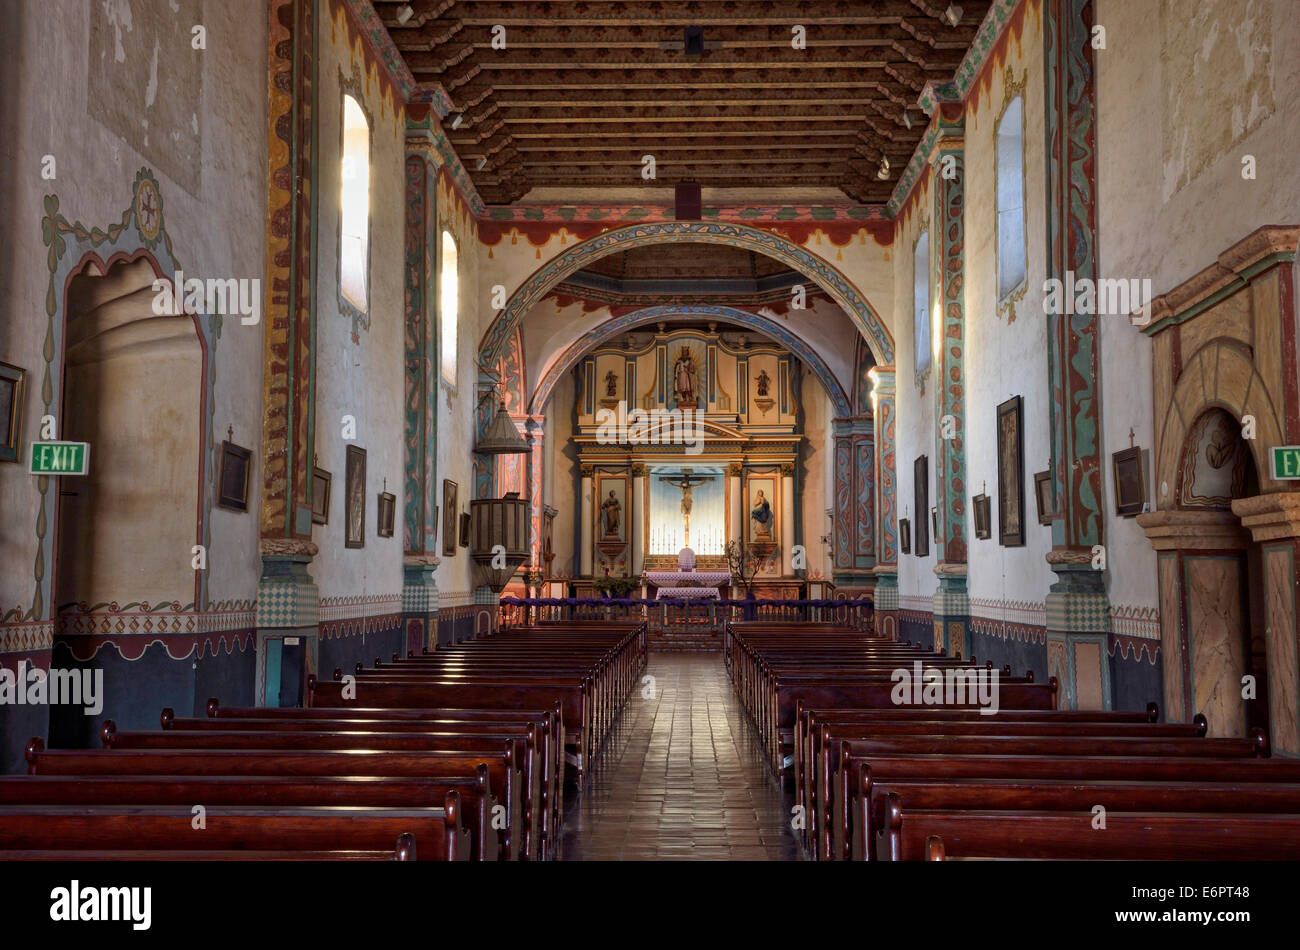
left=371, top=0, right=994, bottom=204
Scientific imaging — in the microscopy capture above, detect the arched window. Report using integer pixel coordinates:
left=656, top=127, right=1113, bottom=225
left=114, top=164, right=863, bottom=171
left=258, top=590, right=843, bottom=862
left=440, top=229, right=459, bottom=386
left=913, top=229, right=931, bottom=384
left=996, top=95, right=1027, bottom=308
left=339, top=94, right=370, bottom=314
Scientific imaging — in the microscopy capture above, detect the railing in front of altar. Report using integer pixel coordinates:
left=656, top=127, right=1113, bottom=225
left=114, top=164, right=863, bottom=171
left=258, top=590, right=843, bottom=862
left=497, top=597, right=874, bottom=632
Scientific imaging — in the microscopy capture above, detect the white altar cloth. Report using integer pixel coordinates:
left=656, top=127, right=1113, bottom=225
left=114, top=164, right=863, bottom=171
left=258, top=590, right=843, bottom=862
left=643, top=571, right=732, bottom=587
left=655, top=587, right=721, bottom=600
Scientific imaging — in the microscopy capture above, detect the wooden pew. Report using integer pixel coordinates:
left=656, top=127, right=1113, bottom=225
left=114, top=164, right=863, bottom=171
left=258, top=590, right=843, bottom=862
left=27, top=740, right=525, bottom=862
left=0, top=770, right=499, bottom=862
left=868, top=774, right=1300, bottom=860
left=0, top=803, right=470, bottom=861
left=890, top=801, right=1300, bottom=861
left=197, top=700, right=564, bottom=850
left=842, top=750, right=1300, bottom=861
left=97, top=722, right=542, bottom=861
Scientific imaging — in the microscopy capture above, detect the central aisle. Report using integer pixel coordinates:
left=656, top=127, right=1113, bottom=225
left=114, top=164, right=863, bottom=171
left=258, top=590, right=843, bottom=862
left=557, top=652, right=799, bottom=861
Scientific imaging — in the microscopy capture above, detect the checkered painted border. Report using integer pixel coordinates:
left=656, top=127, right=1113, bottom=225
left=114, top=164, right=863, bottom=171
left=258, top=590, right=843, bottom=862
left=1046, top=590, right=1111, bottom=634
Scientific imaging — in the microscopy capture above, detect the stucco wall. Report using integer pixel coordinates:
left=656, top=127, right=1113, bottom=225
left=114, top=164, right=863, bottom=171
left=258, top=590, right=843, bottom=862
left=308, top=3, right=407, bottom=616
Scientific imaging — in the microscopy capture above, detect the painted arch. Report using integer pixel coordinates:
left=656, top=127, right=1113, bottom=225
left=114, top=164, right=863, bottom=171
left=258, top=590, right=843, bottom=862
left=477, top=222, right=895, bottom=370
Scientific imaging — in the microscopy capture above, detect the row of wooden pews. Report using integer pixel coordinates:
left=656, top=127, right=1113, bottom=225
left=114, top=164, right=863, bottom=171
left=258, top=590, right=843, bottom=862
left=729, top=620, right=1300, bottom=861
left=1, top=620, right=645, bottom=861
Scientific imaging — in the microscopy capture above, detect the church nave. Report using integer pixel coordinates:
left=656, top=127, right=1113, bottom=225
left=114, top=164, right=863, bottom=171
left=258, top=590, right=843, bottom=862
left=558, top=653, right=797, bottom=862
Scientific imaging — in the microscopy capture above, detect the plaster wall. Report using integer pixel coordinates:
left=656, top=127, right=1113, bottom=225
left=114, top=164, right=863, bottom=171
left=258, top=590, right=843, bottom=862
left=308, top=5, right=407, bottom=615
left=0, top=0, right=267, bottom=622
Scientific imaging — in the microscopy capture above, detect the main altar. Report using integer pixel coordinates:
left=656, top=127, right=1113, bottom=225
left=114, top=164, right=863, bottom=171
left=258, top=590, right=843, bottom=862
left=644, top=548, right=732, bottom=600
left=571, top=324, right=804, bottom=595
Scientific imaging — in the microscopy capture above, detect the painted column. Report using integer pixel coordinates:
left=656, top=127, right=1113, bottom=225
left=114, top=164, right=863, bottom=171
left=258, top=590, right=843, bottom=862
left=728, top=462, right=743, bottom=547
left=526, top=415, right=545, bottom=570
left=1231, top=494, right=1300, bottom=757
left=781, top=464, right=796, bottom=576
left=580, top=465, right=594, bottom=577
left=869, top=366, right=899, bottom=638
left=631, top=463, right=647, bottom=577
left=927, top=95, right=970, bottom=660
left=831, top=416, right=876, bottom=592
left=1043, top=0, right=1109, bottom=707
left=255, top=0, right=320, bottom=704
left=400, top=136, right=441, bottom=656
left=1138, top=512, right=1249, bottom=732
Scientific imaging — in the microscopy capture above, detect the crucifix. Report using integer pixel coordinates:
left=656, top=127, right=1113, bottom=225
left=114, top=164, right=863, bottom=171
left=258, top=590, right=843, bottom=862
left=658, top=469, right=713, bottom=548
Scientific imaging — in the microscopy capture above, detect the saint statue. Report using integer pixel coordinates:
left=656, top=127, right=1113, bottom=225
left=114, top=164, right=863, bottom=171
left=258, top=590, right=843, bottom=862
left=672, top=347, right=697, bottom=404
left=751, top=489, right=773, bottom=540
left=605, top=370, right=618, bottom=398
left=601, top=490, right=622, bottom=538
left=756, top=369, right=770, bottom=397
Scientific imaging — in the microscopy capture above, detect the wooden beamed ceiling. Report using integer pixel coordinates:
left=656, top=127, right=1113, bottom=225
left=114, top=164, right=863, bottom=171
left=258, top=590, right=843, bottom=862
left=376, top=1, right=991, bottom=205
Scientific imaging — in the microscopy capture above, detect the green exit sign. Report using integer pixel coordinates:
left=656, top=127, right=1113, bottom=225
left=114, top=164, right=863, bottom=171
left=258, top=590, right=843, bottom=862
left=28, top=441, right=90, bottom=476
left=1271, top=446, right=1300, bottom=480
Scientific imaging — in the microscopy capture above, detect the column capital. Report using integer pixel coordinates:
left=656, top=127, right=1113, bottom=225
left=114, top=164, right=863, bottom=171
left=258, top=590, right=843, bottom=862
left=1231, top=492, right=1300, bottom=543
left=1137, top=509, right=1250, bottom=551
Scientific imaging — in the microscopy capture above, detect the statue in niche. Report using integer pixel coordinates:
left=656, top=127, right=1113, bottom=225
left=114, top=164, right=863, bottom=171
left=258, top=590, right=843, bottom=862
left=605, top=370, right=618, bottom=398
left=672, top=347, right=697, bottom=405
left=756, top=369, right=771, bottom=397
left=751, top=489, right=773, bottom=540
left=601, top=490, right=622, bottom=538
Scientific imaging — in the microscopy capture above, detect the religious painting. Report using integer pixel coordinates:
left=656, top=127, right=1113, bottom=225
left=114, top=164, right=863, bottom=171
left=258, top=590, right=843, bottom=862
left=996, top=396, right=1025, bottom=547
left=0, top=362, right=26, bottom=463
left=217, top=440, right=252, bottom=512
left=972, top=494, right=991, bottom=540
left=1033, top=470, right=1055, bottom=525
left=1112, top=447, right=1146, bottom=517
left=913, top=455, right=929, bottom=557
left=746, top=476, right=777, bottom=545
left=899, top=518, right=911, bottom=554
left=311, top=466, right=331, bottom=525
left=458, top=511, right=471, bottom=548
left=377, top=491, right=396, bottom=538
left=442, top=479, right=458, bottom=555
left=345, top=446, right=366, bottom=548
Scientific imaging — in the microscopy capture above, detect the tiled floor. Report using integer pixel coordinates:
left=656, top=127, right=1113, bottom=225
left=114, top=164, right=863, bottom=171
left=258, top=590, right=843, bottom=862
left=557, top=652, right=800, bottom=861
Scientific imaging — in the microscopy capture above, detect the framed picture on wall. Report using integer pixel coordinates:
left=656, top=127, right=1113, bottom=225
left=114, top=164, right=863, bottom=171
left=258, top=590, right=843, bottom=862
left=458, top=511, right=471, bottom=548
left=1112, top=447, right=1146, bottom=517
left=913, top=456, right=929, bottom=557
left=377, top=491, right=396, bottom=538
left=996, top=395, right=1025, bottom=547
left=345, top=445, right=366, bottom=548
left=1033, top=470, right=1055, bottom=525
left=442, top=479, right=458, bottom=555
left=311, top=467, right=331, bottom=525
left=972, top=494, right=991, bottom=540
left=899, top=518, right=911, bottom=555
left=217, top=440, right=252, bottom=512
left=0, top=362, right=26, bottom=463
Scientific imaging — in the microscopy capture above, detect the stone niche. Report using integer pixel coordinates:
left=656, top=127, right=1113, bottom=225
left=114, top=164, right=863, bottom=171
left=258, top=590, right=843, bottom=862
left=1138, top=225, right=1300, bottom=754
